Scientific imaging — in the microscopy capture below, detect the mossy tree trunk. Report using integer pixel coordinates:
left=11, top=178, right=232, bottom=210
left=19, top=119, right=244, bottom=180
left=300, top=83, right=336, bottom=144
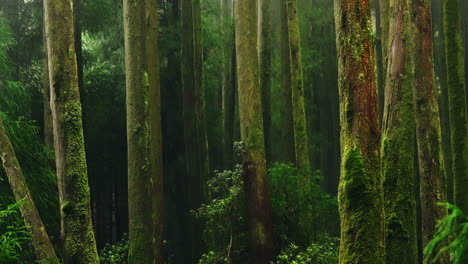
left=222, top=0, right=235, bottom=168
left=234, top=0, right=273, bottom=263
left=381, top=0, right=418, bottom=262
left=406, top=0, right=448, bottom=259
left=334, top=0, right=384, bottom=263
left=258, top=0, right=272, bottom=164
left=145, top=0, right=165, bottom=262
left=380, top=0, right=389, bottom=80
left=0, top=116, right=59, bottom=264
left=279, top=0, right=295, bottom=164
left=443, top=0, right=468, bottom=214
left=373, top=0, right=385, bottom=123
left=193, top=0, right=209, bottom=260
left=123, top=0, right=164, bottom=262
left=286, top=0, right=309, bottom=168
left=432, top=0, right=454, bottom=203
left=43, top=0, right=99, bottom=262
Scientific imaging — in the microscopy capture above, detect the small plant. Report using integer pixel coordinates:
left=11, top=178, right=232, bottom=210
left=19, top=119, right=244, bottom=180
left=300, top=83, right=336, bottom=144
left=424, top=203, right=468, bottom=264
left=0, top=203, right=34, bottom=264
left=99, top=234, right=129, bottom=264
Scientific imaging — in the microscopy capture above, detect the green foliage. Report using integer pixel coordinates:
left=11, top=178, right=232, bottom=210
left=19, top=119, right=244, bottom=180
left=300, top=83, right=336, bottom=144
left=195, top=154, right=339, bottom=263
left=99, top=234, right=129, bottom=264
left=194, top=164, right=249, bottom=264
left=273, top=239, right=338, bottom=264
left=424, top=203, right=468, bottom=264
left=268, top=163, right=339, bottom=247
left=0, top=203, right=35, bottom=264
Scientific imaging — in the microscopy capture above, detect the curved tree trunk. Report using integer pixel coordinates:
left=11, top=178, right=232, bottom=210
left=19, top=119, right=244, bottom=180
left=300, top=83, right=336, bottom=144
left=381, top=0, right=418, bottom=262
left=234, top=0, right=273, bottom=262
left=334, top=0, right=384, bottom=263
left=43, top=0, right=99, bottom=262
left=0, top=116, right=59, bottom=264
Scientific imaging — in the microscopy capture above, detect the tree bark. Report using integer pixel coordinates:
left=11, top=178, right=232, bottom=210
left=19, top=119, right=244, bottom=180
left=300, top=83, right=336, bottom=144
left=123, top=0, right=154, bottom=262
left=286, top=0, right=309, bottom=168
left=443, top=0, right=468, bottom=214
left=381, top=0, right=418, bottom=262
left=43, top=0, right=99, bottom=262
left=234, top=0, right=273, bottom=263
left=334, top=0, right=384, bottom=263
left=222, top=0, right=235, bottom=168
left=0, top=115, right=59, bottom=264
left=406, top=0, right=448, bottom=260
left=258, top=0, right=272, bottom=164
left=145, top=0, right=165, bottom=262
left=42, top=6, right=53, bottom=150
left=279, top=0, right=295, bottom=164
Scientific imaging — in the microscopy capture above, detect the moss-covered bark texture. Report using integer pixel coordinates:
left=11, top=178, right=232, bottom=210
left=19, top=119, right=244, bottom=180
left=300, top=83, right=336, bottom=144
left=0, top=116, right=59, bottom=264
left=406, top=0, right=448, bottom=261
left=145, top=0, right=165, bottom=262
left=443, top=0, right=468, bottom=214
left=124, top=0, right=164, bottom=263
left=286, top=0, right=309, bottom=168
left=234, top=0, right=273, bottom=263
left=43, top=0, right=99, bottom=263
left=381, top=0, right=418, bottom=262
left=280, top=0, right=295, bottom=164
left=334, top=0, right=384, bottom=263
left=258, top=0, right=272, bottom=164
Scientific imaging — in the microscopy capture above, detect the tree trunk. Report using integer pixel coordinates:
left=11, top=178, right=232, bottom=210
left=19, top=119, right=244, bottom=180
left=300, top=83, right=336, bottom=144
left=286, top=0, right=309, bottom=168
left=432, top=0, right=453, bottom=204
left=279, top=0, right=295, bottom=164
left=0, top=116, right=59, bottom=264
left=42, top=6, right=53, bottom=150
left=145, top=0, right=165, bottom=262
left=334, top=0, right=384, bottom=263
left=381, top=0, right=418, bottom=262
left=123, top=0, right=154, bottom=262
left=234, top=0, right=273, bottom=263
left=443, top=0, right=468, bottom=214
left=258, top=0, right=272, bottom=164
left=222, top=0, right=235, bottom=168
left=373, top=0, right=385, bottom=124
left=43, top=0, right=99, bottom=262
left=380, top=0, right=389, bottom=81
left=406, top=0, right=448, bottom=260
left=193, top=0, right=209, bottom=260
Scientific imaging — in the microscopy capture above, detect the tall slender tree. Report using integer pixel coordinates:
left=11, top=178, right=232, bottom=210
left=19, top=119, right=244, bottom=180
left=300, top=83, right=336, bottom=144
left=286, top=0, right=309, bottom=167
left=145, top=0, right=165, bottom=262
left=381, top=0, right=418, bottom=261
left=222, top=0, right=235, bottom=168
left=407, top=0, right=448, bottom=260
left=258, top=0, right=272, bottom=163
left=234, top=0, right=273, bottom=262
left=43, top=0, right=99, bottom=262
left=279, top=0, right=295, bottom=164
left=334, top=0, right=384, bottom=263
left=123, top=0, right=159, bottom=262
left=0, top=115, right=59, bottom=264
left=443, top=0, right=468, bottom=214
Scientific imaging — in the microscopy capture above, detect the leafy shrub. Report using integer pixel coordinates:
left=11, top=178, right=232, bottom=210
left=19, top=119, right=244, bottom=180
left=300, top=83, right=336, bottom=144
left=0, top=203, right=35, bottom=264
left=273, top=237, right=338, bottom=264
left=424, top=203, right=468, bottom=264
left=268, top=163, right=339, bottom=249
left=195, top=144, right=339, bottom=263
left=99, top=234, right=129, bottom=264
